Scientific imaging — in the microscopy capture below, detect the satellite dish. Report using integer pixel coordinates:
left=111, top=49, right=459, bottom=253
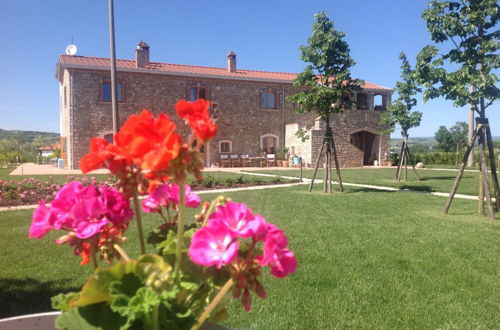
left=65, top=44, right=78, bottom=56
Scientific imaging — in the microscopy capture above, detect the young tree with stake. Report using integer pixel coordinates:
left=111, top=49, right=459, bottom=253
left=381, top=53, right=422, bottom=182
left=288, top=12, right=363, bottom=193
left=416, top=0, right=499, bottom=220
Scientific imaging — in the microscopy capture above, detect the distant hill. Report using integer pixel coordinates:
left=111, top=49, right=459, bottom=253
left=0, top=129, right=60, bottom=163
left=391, top=135, right=500, bottom=151
left=0, top=129, right=59, bottom=145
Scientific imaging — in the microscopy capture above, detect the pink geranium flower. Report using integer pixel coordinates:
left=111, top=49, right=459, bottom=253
left=208, top=201, right=266, bottom=238
left=142, top=184, right=201, bottom=213
left=29, top=182, right=133, bottom=240
left=29, top=202, right=54, bottom=238
left=257, top=223, right=297, bottom=278
left=188, top=221, right=239, bottom=268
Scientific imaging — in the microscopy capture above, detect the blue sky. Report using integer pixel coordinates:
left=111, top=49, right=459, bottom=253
left=1, top=0, right=498, bottom=137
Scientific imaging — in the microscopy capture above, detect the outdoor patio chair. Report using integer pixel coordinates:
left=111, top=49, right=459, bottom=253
left=240, top=154, right=252, bottom=167
left=266, top=154, right=276, bottom=167
left=220, top=154, right=231, bottom=167
left=230, top=154, right=241, bottom=167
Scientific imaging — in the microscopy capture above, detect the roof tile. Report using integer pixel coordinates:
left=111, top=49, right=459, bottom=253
left=59, top=55, right=390, bottom=90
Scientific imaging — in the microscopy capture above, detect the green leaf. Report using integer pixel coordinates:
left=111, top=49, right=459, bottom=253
left=55, top=302, right=128, bottom=330
left=51, top=292, right=80, bottom=311
left=109, top=273, right=144, bottom=316
left=70, top=260, right=138, bottom=307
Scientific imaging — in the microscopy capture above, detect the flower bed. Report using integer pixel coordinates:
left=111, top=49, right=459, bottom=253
left=0, top=175, right=297, bottom=208
left=0, top=176, right=115, bottom=208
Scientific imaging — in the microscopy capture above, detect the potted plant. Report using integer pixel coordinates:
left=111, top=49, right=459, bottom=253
left=275, top=147, right=289, bottom=167
left=24, top=99, right=297, bottom=330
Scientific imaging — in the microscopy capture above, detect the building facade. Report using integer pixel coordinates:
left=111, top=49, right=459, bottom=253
left=56, top=42, right=392, bottom=170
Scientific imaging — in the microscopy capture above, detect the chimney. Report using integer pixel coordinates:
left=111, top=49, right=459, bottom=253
left=135, top=41, right=150, bottom=68
left=227, top=51, right=236, bottom=73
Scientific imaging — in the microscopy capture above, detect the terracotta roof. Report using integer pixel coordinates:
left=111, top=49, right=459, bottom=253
left=38, top=143, right=60, bottom=151
left=59, top=55, right=391, bottom=90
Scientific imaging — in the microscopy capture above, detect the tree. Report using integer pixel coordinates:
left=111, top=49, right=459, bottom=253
left=288, top=11, right=362, bottom=193
left=449, top=121, right=468, bottom=162
left=380, top=53, right=422, bottom=181
left=434, top=125, right=453, bottom=152
left=416, top=0, right=500, bottom=219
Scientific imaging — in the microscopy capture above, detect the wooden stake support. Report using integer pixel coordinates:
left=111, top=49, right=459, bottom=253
left=395, top=135, right=420, bottom=182
left=444, top=117, right=498, bottom=221
left=308, top=120, right=343, bottom=194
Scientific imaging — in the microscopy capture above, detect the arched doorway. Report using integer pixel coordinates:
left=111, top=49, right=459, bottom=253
left=350, top=131, right=380, bottom=165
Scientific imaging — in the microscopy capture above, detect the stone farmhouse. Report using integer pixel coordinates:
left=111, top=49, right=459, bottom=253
left=56, top=42, right=392, bottom=170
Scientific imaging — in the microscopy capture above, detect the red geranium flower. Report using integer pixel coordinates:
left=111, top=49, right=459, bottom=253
left=114, top=110, right=181, bottom=173
left=80, top=137, right=130, bottom=174
left=175, top=99, right=217, bottom=142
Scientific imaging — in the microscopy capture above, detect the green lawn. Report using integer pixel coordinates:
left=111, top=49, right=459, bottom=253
left=1, top=184, right=498, bottom=328
left=244, top=167, right=495, bottom=196
left=0, top=167, right=291, bottom=186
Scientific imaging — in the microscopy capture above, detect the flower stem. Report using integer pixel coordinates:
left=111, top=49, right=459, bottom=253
left=113, top=244, right=130, bottom=262
left=90, top=243, right=98, bottom=270
left=202, top=199, right=218, bottom=226
left=174, top=184, right=186, bottom=282
left=152, top=304, right=159, bottom=330
left=133, top=193, right=146, bottom=254
left=190, top=278, right=234, bottom=330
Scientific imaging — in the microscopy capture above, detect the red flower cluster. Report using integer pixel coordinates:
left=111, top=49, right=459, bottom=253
left=80, top=110, right=181, bottom=178
left=175, top=99, right=217, bottom=142
left=80, top=137, right=130, bottom=175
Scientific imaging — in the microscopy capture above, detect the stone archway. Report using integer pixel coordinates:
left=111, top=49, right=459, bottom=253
left=350, top=131, right=380, bottom=165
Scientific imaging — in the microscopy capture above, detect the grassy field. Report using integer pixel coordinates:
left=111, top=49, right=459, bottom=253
left=244, top=167, right=497, bottom=196
left=1, top=184, right=498, bottom=328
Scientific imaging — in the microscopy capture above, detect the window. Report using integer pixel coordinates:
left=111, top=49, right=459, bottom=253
left=341, top=95, right=351, bottom=109
left=102, top=82, right=123, bottom=102
left=188, top=86, right=207, bottom=101
left=356, top=93, right=368, bottom=110
left=261, top=91, right=278, bottom=109
left=260, top=134, right=279, bottom=154
left=103, top=133, right=113, bottom=143
left=219, top=140, right=232, bottom=153
left=374, top=94, right=384, bottom=110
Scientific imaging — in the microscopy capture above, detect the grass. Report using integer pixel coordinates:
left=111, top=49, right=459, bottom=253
left=0, top=167, right=290, bottom=186
left=244, top=167, right=499, bottom=196
left=1, top=184, right=499, bottom=328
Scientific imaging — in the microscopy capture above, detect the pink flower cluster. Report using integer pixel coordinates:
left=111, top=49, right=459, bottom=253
left=29, top=181, right=133, bottom=240
left=188, top=201, right=297, bottom=278
left=142, top=183, right=201, bottom=212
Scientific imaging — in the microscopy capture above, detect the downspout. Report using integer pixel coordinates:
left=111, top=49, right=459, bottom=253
left=281, top=84, right=285, bottom=149
left=69, top=67, right=74, bottom=170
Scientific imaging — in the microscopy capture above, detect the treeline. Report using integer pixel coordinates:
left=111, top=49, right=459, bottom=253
left=0, top=129, right=59, bottom=164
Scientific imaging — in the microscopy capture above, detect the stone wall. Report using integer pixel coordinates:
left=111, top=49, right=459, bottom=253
left=285, top=123, right=312, bottom=164
left=286, top=109, right=391, bottom=169
left=64, top=67, right=391, bottom=169
left=65, top=69, right=317, bottom=169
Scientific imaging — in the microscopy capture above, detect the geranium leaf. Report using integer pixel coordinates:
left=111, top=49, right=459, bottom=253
left=51, top=292, right=80, bottom=311
left=70, top=260, right=138, bottom=307
left=55, top=302, right=127, bottom=330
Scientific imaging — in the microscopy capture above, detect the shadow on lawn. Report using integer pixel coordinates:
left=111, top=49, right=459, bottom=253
left=0, top=278, right=79, bottom=318
left=420, top=176, right=458, bottom=181
left=347, top=187, right=397, bottom=194
left=399, top=185, right=433, bottom=192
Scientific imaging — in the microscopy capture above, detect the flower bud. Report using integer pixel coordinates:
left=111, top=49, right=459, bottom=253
left=241, top=289, right=252, bottom=312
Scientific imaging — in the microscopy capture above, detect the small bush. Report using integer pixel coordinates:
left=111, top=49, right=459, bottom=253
left=223, top=177, right=236, bottom=187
